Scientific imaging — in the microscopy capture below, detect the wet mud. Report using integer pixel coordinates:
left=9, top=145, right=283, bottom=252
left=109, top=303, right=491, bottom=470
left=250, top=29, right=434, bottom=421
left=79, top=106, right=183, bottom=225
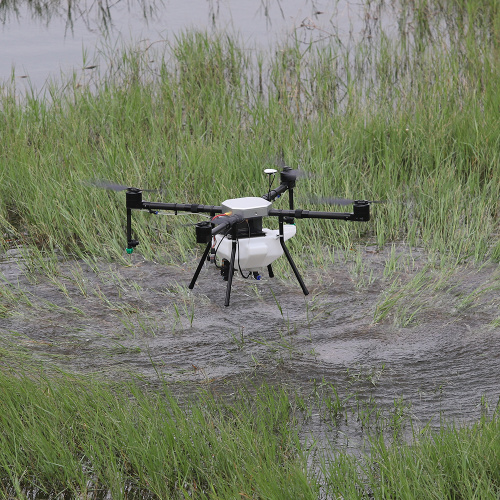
left=1, top=247, right=499, bottom=447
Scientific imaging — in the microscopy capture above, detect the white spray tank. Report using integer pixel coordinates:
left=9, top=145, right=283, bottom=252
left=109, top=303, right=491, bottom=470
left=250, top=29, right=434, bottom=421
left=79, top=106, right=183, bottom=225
left=213, top=196, right=296, bottom=272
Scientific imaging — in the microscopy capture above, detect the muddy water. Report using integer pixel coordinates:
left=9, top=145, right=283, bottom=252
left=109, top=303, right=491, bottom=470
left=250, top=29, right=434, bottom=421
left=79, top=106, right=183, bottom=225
left=1, top=246, right=499, bottom=451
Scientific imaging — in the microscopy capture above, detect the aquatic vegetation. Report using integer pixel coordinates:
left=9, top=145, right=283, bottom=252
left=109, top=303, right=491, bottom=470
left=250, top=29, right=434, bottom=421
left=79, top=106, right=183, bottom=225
left=0, top=0, right=499, bottom=497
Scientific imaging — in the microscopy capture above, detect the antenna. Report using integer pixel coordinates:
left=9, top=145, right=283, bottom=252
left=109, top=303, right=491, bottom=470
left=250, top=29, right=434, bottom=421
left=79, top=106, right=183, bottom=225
left=264, top=168, right=277, bottom=200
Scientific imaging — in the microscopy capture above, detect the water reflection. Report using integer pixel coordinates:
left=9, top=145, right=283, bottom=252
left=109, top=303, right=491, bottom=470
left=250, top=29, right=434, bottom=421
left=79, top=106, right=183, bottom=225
left=0, top=0, right=295, bottom=87
left=0, top=0, right=163, bottom=32
left=0, top=0, right=380, bottom=89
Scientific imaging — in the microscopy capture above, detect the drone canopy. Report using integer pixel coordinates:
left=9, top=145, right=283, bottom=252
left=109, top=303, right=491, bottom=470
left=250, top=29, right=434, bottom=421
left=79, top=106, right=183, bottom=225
left=221, top=197, right=271, bottom=219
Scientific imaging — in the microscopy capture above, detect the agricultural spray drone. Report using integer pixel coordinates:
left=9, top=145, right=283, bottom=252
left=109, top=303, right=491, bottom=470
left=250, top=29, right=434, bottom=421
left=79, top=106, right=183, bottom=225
left=94, top=166, right=379, bottom=306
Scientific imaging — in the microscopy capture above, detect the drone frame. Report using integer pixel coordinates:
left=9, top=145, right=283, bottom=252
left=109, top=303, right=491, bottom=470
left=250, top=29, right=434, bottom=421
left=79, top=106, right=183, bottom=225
left=124, top=168, right=370, bottom=306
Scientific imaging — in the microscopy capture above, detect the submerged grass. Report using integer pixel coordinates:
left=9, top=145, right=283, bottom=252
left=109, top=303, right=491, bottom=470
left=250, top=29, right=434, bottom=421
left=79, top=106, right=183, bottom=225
left=0, top=0, right=499, bottom=267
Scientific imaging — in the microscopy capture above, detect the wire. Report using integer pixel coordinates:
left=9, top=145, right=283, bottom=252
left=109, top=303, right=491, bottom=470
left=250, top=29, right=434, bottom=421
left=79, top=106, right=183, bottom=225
left=212, top=228, right=230, bottom=270
left=209, top=212, right=231, bottom=269
left=156, top=213, right=211, bottom=217
left=267, top=173, right=275, bottom=200
left=211, top=212, right=230, bottom=220
left=237, top=220, right=251, bottom=279
left=211, top=213, right=232, bottom=269
left=211, top=216, right=254, bottom=279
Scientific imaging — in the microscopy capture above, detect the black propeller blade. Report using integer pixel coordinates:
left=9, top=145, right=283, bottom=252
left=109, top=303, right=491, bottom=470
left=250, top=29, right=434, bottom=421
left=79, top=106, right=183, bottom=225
left=273, top=157, right=312, bottom=181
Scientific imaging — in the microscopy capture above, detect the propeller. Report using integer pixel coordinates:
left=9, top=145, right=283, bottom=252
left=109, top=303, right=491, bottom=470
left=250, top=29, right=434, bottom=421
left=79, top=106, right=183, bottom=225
left=310, top=196, right=386, bottom=206
left=87, top=179, right=160, bottom=193
left=273, top=157, right=312, bottom=181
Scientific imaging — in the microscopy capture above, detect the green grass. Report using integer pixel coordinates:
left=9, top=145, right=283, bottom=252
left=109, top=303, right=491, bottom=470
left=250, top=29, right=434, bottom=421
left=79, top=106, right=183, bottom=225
left=361, top=415, right=500, bottom=498
left=0, top=0, right=498, bottom=268
left=0, top=371, right=499, bottom=499
left=321, top=413, right=500, bottom=498
left=0, top=372, right=313, bottom=499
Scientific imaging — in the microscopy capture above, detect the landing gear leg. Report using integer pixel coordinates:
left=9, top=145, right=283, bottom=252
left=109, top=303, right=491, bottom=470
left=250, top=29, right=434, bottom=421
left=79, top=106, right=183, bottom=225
left=267, top=264, right=274, bottom=278
left=224, top=232, right=238, bottom=307
left=278, top=216, right=309, bottom=296
left=188, top=240, right=212, bottom=290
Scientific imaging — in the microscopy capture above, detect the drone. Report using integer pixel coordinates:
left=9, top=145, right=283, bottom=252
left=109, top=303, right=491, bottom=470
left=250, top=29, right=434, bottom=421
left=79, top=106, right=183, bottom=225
left=93, top=166, right=378, bottom=306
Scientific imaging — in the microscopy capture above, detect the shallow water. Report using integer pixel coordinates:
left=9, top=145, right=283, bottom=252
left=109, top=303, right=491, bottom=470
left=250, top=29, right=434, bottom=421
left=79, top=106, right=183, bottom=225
left=1, top=0, right=395, bottom=90
left=1, top=245, right=499, bottom=452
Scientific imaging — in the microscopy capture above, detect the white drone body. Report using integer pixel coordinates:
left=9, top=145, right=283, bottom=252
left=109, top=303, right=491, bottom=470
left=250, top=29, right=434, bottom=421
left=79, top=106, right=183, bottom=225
left=214, top=196, right=296, bottom=272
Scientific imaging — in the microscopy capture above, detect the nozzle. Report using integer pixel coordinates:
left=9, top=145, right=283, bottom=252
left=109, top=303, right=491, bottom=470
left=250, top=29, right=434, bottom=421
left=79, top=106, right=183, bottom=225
left=126, top=239, right=139, bottom=252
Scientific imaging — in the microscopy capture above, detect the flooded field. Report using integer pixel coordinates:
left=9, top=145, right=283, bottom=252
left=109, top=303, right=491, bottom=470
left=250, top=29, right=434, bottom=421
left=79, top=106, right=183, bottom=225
left=2, top=246, right=499, bottom=447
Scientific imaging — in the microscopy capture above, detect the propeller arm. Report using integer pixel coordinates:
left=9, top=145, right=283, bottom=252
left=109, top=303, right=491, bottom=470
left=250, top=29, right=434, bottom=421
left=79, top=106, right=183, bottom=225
left=268, top=200, right=370, bottom=221
left=125, top=185, right=223, bottom=215
left=211, top=214, right=245, bottom=235
left=262, top=167, right=304, bottom=209
left=262, top=182, right=289, bottom=202
left=124, top=189, right=223, bottom=254
left=142, top=201, right=223, bottom=215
